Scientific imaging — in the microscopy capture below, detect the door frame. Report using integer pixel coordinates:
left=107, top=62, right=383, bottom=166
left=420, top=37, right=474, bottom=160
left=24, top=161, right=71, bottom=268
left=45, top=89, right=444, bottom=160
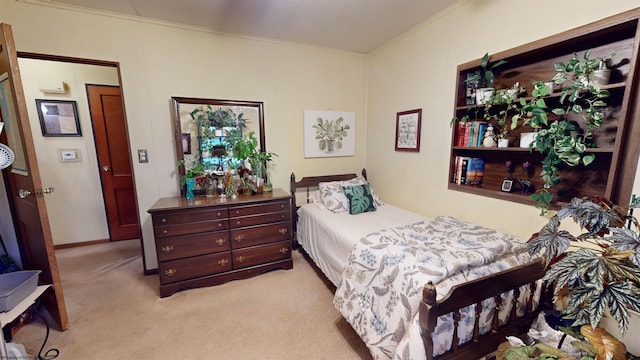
left=16, top=51, right=147, bottom=270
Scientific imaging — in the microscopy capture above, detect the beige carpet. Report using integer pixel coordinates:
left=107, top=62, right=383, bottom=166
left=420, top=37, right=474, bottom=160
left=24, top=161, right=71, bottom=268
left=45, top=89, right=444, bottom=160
left=11, top=240, right=371, bottom=359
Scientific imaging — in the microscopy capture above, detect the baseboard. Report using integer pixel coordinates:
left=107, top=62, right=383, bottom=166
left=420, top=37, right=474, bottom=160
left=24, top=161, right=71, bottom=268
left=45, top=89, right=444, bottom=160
left=54, top=238, right=110, bottom=250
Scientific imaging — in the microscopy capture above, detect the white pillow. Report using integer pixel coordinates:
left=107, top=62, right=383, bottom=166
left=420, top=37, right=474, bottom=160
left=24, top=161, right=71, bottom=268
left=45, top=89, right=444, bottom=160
left=319, top=175, right=383, bottom=213
left=308, top=190, right=322, bottom=204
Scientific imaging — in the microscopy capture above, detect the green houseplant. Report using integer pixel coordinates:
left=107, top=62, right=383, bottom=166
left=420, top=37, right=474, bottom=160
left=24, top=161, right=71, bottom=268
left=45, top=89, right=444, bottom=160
left=466, top=52, right=508, bottom=105
left=527, top=195, right=640, bottom=338
left=510, top=50, right=614, bottom=212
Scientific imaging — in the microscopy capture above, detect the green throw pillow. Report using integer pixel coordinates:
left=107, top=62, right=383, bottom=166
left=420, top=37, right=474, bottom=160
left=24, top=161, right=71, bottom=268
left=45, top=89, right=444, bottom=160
left=343, top=184, right=376, bottom=215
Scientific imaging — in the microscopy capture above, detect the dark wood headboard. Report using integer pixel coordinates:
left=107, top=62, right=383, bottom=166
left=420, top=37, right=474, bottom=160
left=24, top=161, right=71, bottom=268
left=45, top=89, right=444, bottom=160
left=289, top=168, right=367, bottom=246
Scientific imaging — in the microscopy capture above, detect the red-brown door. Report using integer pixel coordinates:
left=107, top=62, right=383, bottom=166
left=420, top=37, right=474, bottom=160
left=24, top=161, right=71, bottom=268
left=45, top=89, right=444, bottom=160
left=0, top=23, right=68, bottom=330
left=87, top=85, right=140, bottom=241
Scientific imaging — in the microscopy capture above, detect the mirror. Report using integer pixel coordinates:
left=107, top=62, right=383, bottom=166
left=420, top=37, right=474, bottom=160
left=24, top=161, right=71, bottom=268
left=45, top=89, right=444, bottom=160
left=172, top=97, right=265, bottom=188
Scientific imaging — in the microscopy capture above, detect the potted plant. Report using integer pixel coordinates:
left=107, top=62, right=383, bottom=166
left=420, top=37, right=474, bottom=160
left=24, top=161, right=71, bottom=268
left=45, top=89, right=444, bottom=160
left=590, top=53, right=615, bottom=86
left=226, top=130, right=278, bottom=193
left=465, top=52, right=508, bottom=105
left=176, top=159, right=205, bottom=199
left=509, top=50, right=613, bottom=212
left=527, top=195, right=640, bottom=350
left=482, top=84, right=525, bottom=147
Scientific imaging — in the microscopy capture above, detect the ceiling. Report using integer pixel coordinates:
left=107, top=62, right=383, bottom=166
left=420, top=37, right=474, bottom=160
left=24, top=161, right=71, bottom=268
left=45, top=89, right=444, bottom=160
left=39, top=0, right=458, bottom=53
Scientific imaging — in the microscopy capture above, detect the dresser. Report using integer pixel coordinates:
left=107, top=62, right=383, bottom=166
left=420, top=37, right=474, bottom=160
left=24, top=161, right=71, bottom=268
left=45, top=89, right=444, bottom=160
left=148, top=189, right=293, bottom=297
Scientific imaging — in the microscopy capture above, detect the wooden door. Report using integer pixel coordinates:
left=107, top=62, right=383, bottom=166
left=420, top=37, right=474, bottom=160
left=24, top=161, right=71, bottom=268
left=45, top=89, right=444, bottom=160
left=87, top=85, right=140, bottom=241
left=0, top=23, right=68, bottom=330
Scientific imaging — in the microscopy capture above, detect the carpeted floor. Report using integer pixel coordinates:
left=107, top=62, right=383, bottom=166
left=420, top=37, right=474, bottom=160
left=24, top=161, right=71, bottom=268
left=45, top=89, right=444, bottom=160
left=10, top=240, right=371, bottom=359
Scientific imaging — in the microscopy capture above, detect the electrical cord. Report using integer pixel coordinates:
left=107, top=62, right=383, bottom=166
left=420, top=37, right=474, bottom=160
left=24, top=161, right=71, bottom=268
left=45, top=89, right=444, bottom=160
left=31, top=303, right=59, bottom=360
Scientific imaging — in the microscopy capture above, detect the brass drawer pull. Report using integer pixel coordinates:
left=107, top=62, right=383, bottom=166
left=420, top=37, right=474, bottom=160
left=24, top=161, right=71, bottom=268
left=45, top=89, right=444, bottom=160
left=235, top=256, right=245, bottom=263
left=218, top=258, right=229, bottom=266
left=280, top=214, right=285, bottom=219
left=279, top=247, right=289, bottom=254
left=162, top=229, right=168, bottom=235
left=218, top=223, right=223, bottom=228
left=236, top=220, right=241, bottom=226
left=280, top=204, right=284, bottom=209
left=161, top=245, right=174, bottom=253
left=164, top=268, right=177, bottom=277
left=235, top=235, right=245, bottom=242
left=216, top=238, right=226, bottom=245
left=278, top=228, right=288, bottom=235
left=217, top=211, right=222, bottom=217
left=161, top=218, right=167, bottom=223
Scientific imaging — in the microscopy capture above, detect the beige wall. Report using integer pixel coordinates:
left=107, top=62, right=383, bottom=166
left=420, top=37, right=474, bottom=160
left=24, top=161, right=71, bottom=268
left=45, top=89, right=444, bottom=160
left=365, top=0, right=640, bottom=240
left=1, top=0, right=367, bottom=269
left=18, top=58, right=119, bottom=245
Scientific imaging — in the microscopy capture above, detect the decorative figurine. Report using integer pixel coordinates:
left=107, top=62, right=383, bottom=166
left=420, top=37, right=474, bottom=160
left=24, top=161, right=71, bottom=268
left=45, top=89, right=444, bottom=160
left=482, top=124, right=497, bottom=148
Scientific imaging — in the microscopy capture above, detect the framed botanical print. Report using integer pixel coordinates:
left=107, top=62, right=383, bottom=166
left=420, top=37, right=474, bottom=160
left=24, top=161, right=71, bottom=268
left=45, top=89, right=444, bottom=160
left=395, top=108, right=421, bottom=152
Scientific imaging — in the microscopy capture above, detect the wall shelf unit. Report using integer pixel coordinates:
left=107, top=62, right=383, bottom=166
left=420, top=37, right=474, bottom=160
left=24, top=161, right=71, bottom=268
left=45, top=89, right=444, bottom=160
left=449, top=8, right=640, bottom=209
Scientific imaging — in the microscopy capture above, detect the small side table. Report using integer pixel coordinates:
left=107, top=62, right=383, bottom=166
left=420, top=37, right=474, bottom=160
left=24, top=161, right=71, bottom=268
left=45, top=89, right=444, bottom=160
left=0, top=285, right=49, bottom=358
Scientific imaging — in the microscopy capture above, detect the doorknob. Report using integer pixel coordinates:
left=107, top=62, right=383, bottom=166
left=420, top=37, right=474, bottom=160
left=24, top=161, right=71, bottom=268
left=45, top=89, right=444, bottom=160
left=18, top=189, right=32, bottom=198
left=103, top=166, right=111, bottom=172
left=42, top=187, right=55, bottom=195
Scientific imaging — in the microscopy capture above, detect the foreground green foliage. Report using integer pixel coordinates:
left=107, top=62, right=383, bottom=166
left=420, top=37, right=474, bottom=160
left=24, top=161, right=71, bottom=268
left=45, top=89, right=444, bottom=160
left=528, top=196, right=640, bottom=335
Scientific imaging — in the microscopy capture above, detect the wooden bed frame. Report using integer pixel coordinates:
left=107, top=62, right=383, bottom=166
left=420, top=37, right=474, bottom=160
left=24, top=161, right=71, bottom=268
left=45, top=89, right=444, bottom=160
left=290, top=169, right=549, bottom=360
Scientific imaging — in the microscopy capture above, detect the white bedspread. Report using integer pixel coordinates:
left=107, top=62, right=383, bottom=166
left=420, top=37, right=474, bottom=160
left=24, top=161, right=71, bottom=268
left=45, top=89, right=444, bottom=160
left=333, top=216, right=532, bottom=359
left=296, top=203, right=429, bottom=286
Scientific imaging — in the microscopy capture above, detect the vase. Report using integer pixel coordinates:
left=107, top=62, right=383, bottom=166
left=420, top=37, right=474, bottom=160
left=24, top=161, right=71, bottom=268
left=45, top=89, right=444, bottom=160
left=185, top=178, right=196, bottom=200
left=205, top=181, right=216, bottom=197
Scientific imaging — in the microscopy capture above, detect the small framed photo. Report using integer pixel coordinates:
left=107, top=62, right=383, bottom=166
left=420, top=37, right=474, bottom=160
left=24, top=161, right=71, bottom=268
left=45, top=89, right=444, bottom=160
left=395, top=109, right=422, bottom=152
left=181, top=133, right=191, bottom=154
left=35, top=99, right=81, bottom=137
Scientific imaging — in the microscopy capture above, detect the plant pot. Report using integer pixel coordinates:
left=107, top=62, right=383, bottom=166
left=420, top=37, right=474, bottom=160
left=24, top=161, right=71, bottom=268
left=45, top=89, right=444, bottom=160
left=590, top=69, right=611, bottom=86
left=600, top=309, right=640, bottom=356
left=519, top=132, right=538, bottom=148
left=185, top=178, right=196, bottom=200
left=475, top=87, right=494, bottom=105
left=497, top=138, right=509, bottom=148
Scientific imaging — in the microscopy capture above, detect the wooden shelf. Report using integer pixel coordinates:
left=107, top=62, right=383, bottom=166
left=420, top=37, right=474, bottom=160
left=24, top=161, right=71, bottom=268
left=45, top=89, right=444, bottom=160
left=449, top=9, right=640, bottom=207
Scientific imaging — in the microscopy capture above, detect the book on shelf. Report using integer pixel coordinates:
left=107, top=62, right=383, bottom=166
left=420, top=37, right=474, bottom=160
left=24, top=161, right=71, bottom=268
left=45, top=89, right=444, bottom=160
left=466, top=157, right=485, bottom=186
left=453, top=156, right=484, bottom=186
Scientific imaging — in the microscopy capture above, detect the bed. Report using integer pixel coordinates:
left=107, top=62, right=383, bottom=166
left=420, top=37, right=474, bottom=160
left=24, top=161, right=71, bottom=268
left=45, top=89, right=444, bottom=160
left=290, top=169, right=549, bottom=360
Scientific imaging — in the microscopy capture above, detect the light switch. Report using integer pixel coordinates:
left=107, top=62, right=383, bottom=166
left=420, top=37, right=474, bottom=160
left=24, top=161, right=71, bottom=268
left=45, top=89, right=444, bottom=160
left=138, top=149, right=148, bottom=163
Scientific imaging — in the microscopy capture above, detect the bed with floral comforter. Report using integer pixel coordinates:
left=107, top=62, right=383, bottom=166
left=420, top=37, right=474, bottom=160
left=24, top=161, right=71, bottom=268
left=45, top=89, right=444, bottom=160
left=333, top=216, right=534, bottom=359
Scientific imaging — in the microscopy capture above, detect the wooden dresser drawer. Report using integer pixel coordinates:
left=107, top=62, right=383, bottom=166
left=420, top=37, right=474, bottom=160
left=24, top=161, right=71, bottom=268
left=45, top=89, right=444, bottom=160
left=229, top=200, right=290, bottom=218
left=152, top=208, right=228, bottom=226
left=156, top=231, right=230, bottom=262
left=148, top=189, right=293, bottom=297
left=154, top=219, right=228, bottom=238
left=159, top=252, right=232, bottom=284
left=229, top=210, right=290, bottom=228
left=232, top=241, right=291, bottom=269
left=230, top=221, right=291, bottom=249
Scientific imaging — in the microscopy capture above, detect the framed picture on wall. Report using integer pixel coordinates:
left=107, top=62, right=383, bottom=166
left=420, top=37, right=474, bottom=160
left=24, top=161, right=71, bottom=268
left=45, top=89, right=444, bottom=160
left=303, top=110, right=356, bottom=158
left=395, top=108, right=422, bottom=152
left=35, top=99, right=82, bottom=137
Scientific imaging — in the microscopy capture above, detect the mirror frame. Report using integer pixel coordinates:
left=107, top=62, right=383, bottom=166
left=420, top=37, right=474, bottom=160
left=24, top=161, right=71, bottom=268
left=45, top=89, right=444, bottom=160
left=171, top=97, right=266, bottom=188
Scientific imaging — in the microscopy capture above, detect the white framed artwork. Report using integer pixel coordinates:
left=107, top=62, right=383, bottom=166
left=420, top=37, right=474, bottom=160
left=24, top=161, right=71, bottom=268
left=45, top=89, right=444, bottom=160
left=303, top=110, right=355, bottom=158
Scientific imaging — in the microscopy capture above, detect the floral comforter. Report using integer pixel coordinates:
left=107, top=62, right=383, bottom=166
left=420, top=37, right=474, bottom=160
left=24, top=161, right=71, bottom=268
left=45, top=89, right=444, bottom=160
left=333, top=216, right=533, bottom=359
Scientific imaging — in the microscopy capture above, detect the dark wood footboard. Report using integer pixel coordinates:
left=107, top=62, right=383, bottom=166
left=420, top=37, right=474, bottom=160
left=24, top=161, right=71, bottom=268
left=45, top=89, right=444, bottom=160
left=420, top=260, right=548, bottom=360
